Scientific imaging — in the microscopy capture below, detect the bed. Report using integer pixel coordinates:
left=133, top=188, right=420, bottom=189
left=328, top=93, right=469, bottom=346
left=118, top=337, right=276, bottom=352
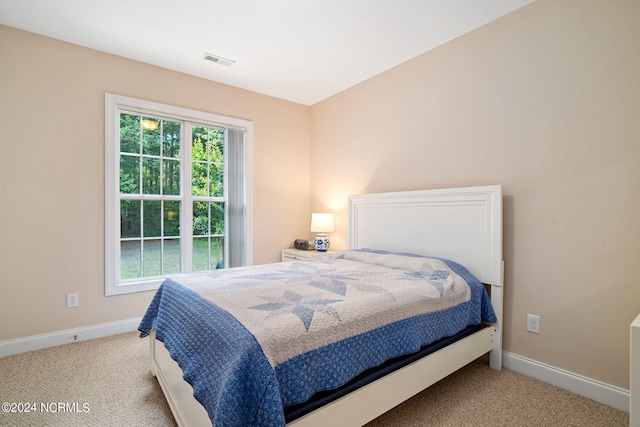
left=139, top=185, right=503, bottom=427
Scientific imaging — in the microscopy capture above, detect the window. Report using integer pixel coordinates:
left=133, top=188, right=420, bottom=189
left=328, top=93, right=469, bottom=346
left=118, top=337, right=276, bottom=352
left=105, top=94, right=253, bottom=295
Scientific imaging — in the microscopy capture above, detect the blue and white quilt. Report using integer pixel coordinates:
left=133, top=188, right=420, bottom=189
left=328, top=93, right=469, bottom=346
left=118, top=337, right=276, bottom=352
left=139, top=249, right=496, bottom=426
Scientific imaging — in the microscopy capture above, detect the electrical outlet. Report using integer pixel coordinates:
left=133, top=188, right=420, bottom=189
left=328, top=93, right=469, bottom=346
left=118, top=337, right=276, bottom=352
left=67, top=293, right=78, bottom=308
left=527, top=314, right=540, bottom=334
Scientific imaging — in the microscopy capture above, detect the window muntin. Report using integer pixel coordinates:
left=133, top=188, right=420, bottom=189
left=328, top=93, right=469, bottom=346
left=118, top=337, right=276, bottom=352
left=118, top=112, right=184, bottom=282
left=191, top=124, right=226, bottom=272
left=105, top=93, right=253, bottom=296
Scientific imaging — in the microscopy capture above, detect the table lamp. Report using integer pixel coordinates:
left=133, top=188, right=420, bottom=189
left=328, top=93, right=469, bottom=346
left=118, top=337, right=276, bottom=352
left=310, top=213, right=334, bottom=252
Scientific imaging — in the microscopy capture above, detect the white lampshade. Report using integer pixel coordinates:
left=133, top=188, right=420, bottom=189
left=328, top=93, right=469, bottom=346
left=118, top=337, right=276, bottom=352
left=310, top=213, right=334, bottom=252
left=310, top=213, right=334, bottom=233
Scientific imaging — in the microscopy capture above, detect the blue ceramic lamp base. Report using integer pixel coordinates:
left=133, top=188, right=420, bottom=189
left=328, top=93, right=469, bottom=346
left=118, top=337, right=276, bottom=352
left=314, top=234, right=330, bottom=252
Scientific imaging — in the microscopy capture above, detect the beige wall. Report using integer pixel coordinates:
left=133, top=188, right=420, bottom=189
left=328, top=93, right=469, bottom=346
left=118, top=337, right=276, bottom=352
left=310, top=0, right=640, bottom=388
left=1, top=0, right=638, bottom=393
left=311, top=0, right=640, bottom=388
left=0, top=25, right=311, bottom=341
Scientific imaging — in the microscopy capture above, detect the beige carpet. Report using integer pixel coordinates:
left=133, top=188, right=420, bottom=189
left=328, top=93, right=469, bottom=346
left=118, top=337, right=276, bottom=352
left=0, top=332, right=629, bottom=426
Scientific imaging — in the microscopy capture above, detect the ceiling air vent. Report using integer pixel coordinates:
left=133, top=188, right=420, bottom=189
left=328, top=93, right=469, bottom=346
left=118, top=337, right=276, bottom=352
left=202, top=52, right=235, bottom=67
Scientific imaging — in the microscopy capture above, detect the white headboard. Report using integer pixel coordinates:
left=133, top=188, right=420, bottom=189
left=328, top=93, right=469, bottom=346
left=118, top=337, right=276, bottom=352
left=348, top=185, right=502, bottom=286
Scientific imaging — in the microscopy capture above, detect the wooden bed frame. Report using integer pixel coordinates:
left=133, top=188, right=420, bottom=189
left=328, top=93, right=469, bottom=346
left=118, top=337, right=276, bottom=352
left=149, top=185, right=503, bottom=427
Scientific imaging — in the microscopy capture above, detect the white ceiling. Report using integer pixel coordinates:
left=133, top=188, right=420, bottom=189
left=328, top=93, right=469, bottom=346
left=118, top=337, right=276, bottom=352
left=0, top=0, right=533, bottom=106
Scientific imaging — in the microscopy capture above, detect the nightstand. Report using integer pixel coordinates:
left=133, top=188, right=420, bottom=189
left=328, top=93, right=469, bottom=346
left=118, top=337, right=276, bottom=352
left=281, top=248, right=336, bottom=262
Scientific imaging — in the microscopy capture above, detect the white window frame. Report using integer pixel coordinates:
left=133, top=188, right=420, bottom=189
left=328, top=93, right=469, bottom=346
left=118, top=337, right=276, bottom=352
left=105, top=93, right=253, bottom=296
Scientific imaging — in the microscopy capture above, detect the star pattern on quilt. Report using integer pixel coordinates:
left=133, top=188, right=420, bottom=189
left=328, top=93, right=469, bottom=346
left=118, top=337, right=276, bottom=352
left=287, top=261, right=396, bottom=299
left=248, top=290, right=342, bottom=331
left=401, top=269, right=451, bottom=297
left=224, top=261, right=384, bottom=297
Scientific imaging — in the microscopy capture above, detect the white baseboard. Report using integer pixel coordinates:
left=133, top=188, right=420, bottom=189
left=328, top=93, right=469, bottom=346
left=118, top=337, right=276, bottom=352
left=503, top=351, right=630, bottom=413
left=0, top=317, right=142, bottom=358
left=0, top=325, right=630, bottom=414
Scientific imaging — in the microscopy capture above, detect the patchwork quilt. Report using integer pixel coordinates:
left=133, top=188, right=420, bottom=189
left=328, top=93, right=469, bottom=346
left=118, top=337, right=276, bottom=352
left=139, top=249, right=496, bottom=426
